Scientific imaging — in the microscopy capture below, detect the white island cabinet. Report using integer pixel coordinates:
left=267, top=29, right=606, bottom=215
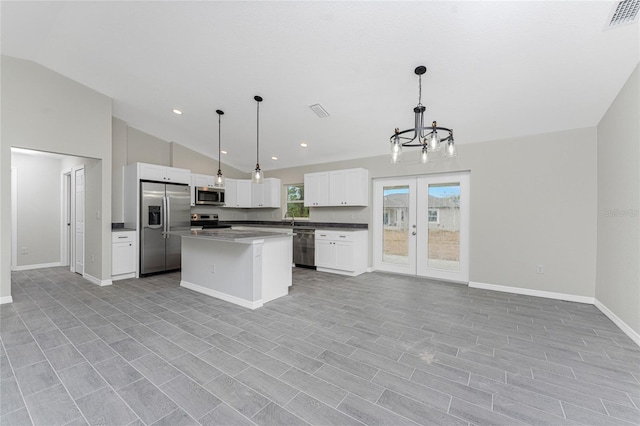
left=173, top=229, right=293, bottom=309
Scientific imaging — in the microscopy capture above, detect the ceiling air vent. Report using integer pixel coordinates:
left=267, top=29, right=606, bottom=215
left=309, top=104, right=330, bottom=118
left=606, top=0, right=640, bottom=29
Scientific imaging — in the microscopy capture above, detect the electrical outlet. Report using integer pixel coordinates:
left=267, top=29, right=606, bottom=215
left=536, top=264, right=544, bottom=274
left=20, top=247, right=28, bottom=255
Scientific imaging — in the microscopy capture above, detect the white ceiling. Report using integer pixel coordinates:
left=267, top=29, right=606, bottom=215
left=2, top=1, right=638, bottom=173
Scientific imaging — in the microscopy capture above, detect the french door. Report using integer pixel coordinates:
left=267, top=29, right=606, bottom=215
left=373, top=172, right=470, bottom=283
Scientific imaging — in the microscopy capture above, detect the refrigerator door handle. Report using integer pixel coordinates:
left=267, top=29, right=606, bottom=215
left=162, top=195, right=167, bottom=238
left=166, top=195, right=171, bottom=239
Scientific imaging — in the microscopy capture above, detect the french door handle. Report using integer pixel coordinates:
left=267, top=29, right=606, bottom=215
left=412, top=231, right=417, bottom=236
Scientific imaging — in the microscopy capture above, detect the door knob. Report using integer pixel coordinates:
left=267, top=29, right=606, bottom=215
left=412, top=231, right=417, bottom=235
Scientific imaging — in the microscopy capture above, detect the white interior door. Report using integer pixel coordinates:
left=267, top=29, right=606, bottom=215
left=373, top=178, right=417, bottom=275
left=374, top=173, right=470, bottom=283
left=61, top=171, right=71, bottom=267
left=73, top=166, right=85, bottom=275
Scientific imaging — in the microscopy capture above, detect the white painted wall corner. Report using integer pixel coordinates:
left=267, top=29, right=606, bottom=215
left=594, top=298, right=640, bottom=347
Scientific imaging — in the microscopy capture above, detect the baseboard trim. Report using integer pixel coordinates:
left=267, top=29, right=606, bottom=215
left=181, top=280, right=263, bottom=310
left=83, top=273, right=113, bottom=287
left=13, top=262, right=62, bottom=271
left=0, top=296, right=14, bottom=304
left=594, top=298, right=640, bottom=347
left=112, top=272, right=136, bottom=281
left=468, top=281, right=595, bottom=304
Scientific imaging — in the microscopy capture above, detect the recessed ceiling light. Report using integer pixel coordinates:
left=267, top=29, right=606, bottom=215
left=221, top=150, right=228, bottom=154
left=300, top=143, right=308, bottom=148
left=172, top=109, right=183, bottom=115
left=271, top=156, right=278, bottom=160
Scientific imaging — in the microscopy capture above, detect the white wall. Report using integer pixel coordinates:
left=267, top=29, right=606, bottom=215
left=596, top=64, right=640, bottom=339
left=256, top=127, right=598, bottom=299
left=1, top=55, right=112, bottom=296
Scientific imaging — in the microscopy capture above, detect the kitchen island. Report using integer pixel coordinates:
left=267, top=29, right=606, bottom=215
left=169, top=229, right=293, bottom=309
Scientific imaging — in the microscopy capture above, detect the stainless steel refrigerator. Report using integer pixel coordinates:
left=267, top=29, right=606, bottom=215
left=140, top=181, right=191, bottom=275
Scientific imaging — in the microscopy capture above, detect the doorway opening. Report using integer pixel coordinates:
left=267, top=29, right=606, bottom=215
left=10, top=147, right=89, bottom=275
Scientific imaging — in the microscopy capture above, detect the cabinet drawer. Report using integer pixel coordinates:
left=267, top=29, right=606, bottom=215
left=112, top=231, right=135, bottom=243
left=315, top=230, right=354, bottom=241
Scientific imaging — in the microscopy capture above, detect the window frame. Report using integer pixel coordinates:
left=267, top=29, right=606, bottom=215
left=284, top=183, right=310, bottom=219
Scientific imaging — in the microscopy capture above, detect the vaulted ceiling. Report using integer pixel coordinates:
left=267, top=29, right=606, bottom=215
left=2, top=1, right=638, bottom=172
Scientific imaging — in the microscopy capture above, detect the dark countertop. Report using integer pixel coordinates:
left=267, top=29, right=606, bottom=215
left=220, top=221, right=367, bottom=231
left=112, top=227, right=136, bottom=232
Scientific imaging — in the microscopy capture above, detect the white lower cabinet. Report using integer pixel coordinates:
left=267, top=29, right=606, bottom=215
left=112, top=231, right=136, bottom=280
left=315, top=229, right=368, bottom=276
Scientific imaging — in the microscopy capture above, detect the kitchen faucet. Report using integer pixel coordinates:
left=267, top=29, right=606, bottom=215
left=284, top=211, right=295, bottom=226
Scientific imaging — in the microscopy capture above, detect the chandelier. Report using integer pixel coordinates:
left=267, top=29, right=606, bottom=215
left=390, top=65, right=456, bottom=164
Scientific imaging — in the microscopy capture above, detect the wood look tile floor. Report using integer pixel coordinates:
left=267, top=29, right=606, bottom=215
left=1, top=267, right=639, bottom=425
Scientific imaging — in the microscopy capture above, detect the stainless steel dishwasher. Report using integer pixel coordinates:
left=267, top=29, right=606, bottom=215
left=293, top=229, right=315, bottom=268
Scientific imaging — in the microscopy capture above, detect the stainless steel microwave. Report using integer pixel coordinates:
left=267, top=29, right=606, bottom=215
left=195, top=187, right=225, bottom=206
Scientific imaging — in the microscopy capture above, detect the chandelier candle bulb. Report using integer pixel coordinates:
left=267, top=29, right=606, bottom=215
left=420, top=146, right=429, bottom=164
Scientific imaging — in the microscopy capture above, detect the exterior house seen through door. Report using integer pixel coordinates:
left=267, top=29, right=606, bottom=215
left=373, top=172, right=470, bottom=283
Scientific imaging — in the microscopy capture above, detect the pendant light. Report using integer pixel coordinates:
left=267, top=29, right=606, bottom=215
left=214, top=109, right=225, bottom=187
left=252, top=95, right=264, bottom=184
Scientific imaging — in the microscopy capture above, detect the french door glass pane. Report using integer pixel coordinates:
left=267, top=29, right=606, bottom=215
left=427, top=183, right=460, bottom=271
left=383, top=185, right=410, bottom=264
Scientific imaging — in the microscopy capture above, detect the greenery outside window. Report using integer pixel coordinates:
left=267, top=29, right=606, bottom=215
left=286, top=184, right=309, bottom=218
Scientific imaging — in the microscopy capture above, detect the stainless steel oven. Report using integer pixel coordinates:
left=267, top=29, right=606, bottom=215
left=194, top=187, right=225, bottom=206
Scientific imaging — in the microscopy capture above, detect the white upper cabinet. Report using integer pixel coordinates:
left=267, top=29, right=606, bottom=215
left=305, top=168, right=368, bottom=207
left=192, top=173, right=217, bottom=188
left=225, top=178, right=252, bottom=208
left=138, top=163, right=191, bottom=184
left=226, top=178, right=280, bottom=208
left=252, top=178, right=280, bottom=208
left=304, top=172, right=330, bottom=206
left=329, top=168, right=369, bottom=206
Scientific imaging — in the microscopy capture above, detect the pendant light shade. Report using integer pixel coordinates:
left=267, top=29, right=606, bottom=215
left=252, top=95, right=264, bottom=184
left=214, top=109, right=225, bottom=188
